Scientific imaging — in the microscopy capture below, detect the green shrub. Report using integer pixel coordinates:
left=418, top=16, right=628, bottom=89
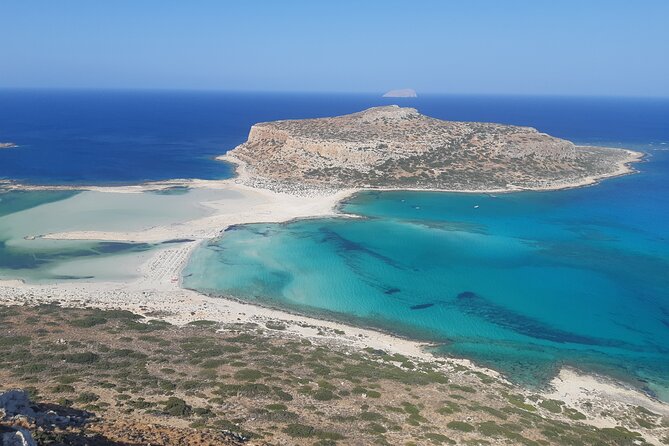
left=367, top=422, right=387, bottom=434
left=62, top=352, right=99, bottom=364
left=163, top=397, right=192, bottom=416
left=360, top=411, right=385, bottom=422
left=17, top=363, right=49, bottom=374
left=598, top=427, right=642, bottom=442
left=265, top=321, right=287, bottom=330
left=193, top=407, right=213, bottom=417
left=216, top=383, right=271, bottom=397
left=449, top=384, right=476, bottom=394
left=564, top=407, right=586, bottom=420
left=69, top=316, right=107, bottom=327
left=539, top=399, right=563, bottom=413
left=273, top=388, right=293, bottom=401
left=0, top=336, right=30, bottom=347
left=234, top=368, right=263, bottom=381
left=437, top=401, right=461, bottom=415
left=52, top=384, right=75, bottom=393
left=77, top=392, right=99, bottom=403
left=187, top=320, right=219, bottom=328
left=313, top=389, right=335, bottom=401
left=283, top=423, right=316, bottom=438
left=506, top=394, right=536, bottom=412
left=102, top=310, right=143, bottom=320
left=200, top=359, right=226, bottom=369
left=56, top=397, right=73, bottom=407
left=447, top=421, right=474, bottom=432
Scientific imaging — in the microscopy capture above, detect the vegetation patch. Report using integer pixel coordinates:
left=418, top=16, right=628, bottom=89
left=0, top=304, right=661, bottom=446
left=447, top=421, right=475, bottom=432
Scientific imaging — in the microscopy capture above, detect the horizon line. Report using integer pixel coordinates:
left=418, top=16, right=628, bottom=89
left=1, top=86, right=668, bottom=100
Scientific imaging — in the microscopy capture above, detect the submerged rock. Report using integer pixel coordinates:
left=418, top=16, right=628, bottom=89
left=410, top=302, right=434, bottom=310
left=457, top=291, right=477, bottom=299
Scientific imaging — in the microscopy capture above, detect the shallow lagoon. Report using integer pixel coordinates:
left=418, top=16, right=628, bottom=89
left=0, top=188, right=230, bottom=282
left=184, top=146, right=669, bottom=399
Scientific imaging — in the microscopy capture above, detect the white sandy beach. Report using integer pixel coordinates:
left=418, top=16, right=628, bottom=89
left=1, top=152, right=667, bottom=443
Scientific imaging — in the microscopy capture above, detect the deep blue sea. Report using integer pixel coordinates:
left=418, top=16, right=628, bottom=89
left=1, top=90, right=668, bottom=184
left=2, top=90, right=668, bottom=398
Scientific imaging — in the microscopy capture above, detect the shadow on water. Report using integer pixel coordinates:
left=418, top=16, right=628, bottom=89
left=0, top=239, right=154, bottom=272
left=454, top=291, right=630, bottom=348
left=0, top=190, right=80, bottom=217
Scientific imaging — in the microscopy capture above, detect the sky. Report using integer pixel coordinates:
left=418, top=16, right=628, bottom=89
left=1, top=0, right=668, bottom=96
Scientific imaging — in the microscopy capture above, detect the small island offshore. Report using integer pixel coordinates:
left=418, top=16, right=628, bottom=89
left=1, top=107, right=666, bottom=446
left=382, top=88, right=418, bottom=98
left=225, top=106, right=641, bottom=193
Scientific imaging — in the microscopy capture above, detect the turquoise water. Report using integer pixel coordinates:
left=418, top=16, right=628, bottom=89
left=184, top=146, right=669, bottom=399
left=0, top=191, right=154, bottom=280
left=0, top=188, right=227, bottom=282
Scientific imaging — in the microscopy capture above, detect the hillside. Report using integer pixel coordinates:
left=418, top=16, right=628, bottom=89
left=2, top=305, right=665, bottom=445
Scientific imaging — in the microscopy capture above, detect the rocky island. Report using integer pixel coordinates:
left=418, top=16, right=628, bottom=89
left=226, top=106, right=641, bottom=192
left=382, top=88, right=417, bottom=98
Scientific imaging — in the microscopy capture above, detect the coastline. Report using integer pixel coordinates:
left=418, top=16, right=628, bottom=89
left=1, top=145, right=643, bottom=195
left=2, top=146, right=668, bottom=439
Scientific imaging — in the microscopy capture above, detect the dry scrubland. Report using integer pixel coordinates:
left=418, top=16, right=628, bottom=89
left=2, top=305, right=668, bottom=446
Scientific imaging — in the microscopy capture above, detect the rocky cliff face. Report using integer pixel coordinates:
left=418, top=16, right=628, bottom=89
left=229, top=106, right=639, bottom=191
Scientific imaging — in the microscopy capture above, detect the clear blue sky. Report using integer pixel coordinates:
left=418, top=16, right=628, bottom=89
left=2, top=0, right=668, bottom=96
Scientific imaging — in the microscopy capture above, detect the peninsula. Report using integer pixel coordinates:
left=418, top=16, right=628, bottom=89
left=226, top=106, right=641, bottom=192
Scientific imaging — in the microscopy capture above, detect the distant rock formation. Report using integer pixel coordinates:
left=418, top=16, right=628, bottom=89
left=382, top=89, right=417, bottom=98
left=227, top=106, right=641, bottom=192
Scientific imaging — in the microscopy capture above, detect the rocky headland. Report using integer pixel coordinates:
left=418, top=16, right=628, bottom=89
left=226, top=106, right=641, bottom=192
